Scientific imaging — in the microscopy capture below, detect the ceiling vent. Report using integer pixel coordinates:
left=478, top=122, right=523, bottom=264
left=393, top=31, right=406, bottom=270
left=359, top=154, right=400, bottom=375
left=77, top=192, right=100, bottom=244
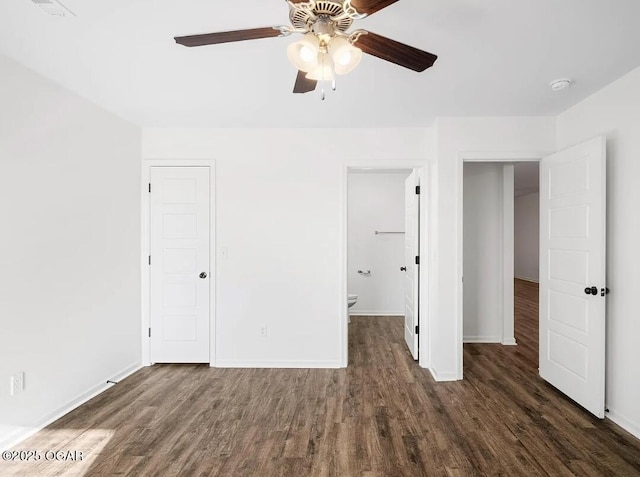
left=31, top=0, right=75, bottom=17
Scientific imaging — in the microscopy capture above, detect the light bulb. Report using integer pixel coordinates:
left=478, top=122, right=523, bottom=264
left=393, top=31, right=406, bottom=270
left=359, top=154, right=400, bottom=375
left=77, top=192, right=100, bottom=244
left=287, top=33, right=321, bottom=73
left=328, top=37, right=362, bottom=75
left=300, top=46, right=315, bottom=63
left=337, top=51, right=352, bottom=66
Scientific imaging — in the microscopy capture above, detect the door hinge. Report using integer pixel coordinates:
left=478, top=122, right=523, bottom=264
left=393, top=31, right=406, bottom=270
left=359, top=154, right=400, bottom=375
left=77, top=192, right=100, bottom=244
left=148, top=328, right=151, bottom=338
left=415, top=325, right=419, bottom=335
left=415, top=256, right=420, bottom=265
left=415, top=185, right=421, bottom=195
left=148, top=183, right=151, bottom=193
left=148, top=255, right=151, bottom=265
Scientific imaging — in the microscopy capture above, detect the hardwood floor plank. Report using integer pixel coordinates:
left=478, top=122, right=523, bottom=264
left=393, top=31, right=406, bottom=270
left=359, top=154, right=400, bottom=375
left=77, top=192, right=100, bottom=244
left=3, top=283, right=640, bottom=476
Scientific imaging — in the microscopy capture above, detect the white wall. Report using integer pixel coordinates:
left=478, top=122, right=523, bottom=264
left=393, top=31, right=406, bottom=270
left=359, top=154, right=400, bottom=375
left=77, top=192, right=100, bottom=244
left=557, top=66, right=640, bottom=439
left=463, top=164, right=504, bottom=342
left=348, top=171, right=409, bottom=316
left=0, top=54, right=142, bottom=449
left=432, top=117, right=556, bottom=380
left=514, top=192, right=540, bottom=282
left=142, top=128, right=431, bottom=368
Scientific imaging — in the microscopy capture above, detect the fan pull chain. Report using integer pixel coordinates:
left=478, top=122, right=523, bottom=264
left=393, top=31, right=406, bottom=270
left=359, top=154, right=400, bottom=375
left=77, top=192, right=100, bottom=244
left=320, top=80, right=336, bottom=100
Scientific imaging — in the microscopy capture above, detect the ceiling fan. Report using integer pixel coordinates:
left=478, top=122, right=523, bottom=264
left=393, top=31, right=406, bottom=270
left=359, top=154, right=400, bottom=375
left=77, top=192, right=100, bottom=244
left=174, top=0, right=438, bottom=97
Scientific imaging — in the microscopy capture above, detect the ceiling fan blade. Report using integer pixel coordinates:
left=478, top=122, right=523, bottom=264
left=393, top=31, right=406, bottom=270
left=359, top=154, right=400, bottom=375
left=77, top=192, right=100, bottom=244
left=293, top=70, right=317, bottom=94
left=350, top=0, right=400, bottom=16
left=175, top=27, right=285, bottom=47
left=354, top=31, right=437, bottom=72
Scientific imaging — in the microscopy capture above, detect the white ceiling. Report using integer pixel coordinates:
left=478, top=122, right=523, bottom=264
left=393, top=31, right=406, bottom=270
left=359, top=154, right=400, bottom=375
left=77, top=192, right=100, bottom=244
left=1, top=0, right=639, bottom=128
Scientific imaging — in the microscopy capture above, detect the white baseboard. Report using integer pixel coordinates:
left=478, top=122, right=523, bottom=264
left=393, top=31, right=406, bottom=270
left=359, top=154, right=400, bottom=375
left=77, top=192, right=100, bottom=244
left=515, top=275, right=539, bottom=284
left=0, top=362, right=142, bottom=452
left=429, top=367, right=461, bottom=382
left=349, top=311, right=404, bottom=317
left=215, top=360, right=342, bottom=369
left=607, top=409, right=640, bottom=441
left=463, top=336, right=502, bottom=344
left=502, top=338, right=518, bottom=346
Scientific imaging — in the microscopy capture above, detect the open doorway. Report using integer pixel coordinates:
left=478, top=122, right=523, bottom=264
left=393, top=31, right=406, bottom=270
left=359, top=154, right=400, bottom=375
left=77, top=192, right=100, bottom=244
left=343, top=166, right=426, bottom=367
left=347, top=169, right=411, bottom=364
left=347, top=170, right=410, bottom=317
left=462, top=161, right=539, bottom=351
left=462, top=163, right=510, bottom=345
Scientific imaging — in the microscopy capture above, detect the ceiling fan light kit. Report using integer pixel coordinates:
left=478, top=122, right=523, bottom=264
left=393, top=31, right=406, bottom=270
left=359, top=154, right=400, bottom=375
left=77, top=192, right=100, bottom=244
left=174, top=0, right=438, bottom=98
left=288, top=35, right=362, bottom=80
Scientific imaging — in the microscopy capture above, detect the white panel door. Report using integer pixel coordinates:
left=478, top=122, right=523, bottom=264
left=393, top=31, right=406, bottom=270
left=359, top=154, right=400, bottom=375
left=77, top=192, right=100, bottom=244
left=540, top=137, right=606, bottom=418
left=404, top=170, right=420, bottom=360
left=150, top=167, right=210, bottom=363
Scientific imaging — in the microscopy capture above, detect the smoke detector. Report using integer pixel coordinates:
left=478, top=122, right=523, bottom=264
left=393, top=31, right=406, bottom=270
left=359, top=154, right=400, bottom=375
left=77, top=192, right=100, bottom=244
left=30, top=0, right=76, bottom=17
left=550, top=78, right=573, bottom=92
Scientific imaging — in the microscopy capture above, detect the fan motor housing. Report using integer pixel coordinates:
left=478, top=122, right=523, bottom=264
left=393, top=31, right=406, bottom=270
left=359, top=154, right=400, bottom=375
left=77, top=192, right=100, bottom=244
left=289, top=1, right=354, bottom=33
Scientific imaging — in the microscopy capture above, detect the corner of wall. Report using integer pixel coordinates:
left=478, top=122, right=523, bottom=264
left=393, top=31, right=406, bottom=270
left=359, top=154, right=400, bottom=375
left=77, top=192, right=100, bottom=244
left=429, top=366, right=462, bottom=382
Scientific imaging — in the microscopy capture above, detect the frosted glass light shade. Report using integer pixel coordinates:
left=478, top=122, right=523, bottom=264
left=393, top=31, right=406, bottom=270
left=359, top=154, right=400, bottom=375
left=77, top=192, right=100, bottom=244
left=287, top=33, right=321, bottom=73
left=306, top=52, right=335, bottom=81
left=329, top=37, right=362, bottom=75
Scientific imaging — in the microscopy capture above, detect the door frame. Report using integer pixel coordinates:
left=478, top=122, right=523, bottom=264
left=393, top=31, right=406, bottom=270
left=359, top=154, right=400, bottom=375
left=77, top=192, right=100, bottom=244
left=341, top=161, right=430, bottom=369
left=456, top=151, right=548, bottom=378
left=142, top=159, right=217, bottom=367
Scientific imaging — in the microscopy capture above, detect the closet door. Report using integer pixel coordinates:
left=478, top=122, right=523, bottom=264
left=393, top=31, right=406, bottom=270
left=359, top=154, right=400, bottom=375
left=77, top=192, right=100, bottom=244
left=150, top=167, right=210, bottom=363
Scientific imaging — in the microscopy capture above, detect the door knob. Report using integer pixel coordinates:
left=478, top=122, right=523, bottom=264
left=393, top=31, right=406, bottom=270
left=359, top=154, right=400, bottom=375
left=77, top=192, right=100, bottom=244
left=584, top=286, right=597, bottom=295
left=199, top=272, right=208, bottom=279
left=400, top=267, right=407, bottom=272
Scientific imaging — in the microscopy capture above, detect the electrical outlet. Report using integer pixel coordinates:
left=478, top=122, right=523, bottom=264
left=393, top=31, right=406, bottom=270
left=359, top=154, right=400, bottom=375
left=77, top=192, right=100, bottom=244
left=10, top=372, right=25, bottom=396
left=15, top=372, right=24, bottom=392
left=259, top=325, right=268, bottom=337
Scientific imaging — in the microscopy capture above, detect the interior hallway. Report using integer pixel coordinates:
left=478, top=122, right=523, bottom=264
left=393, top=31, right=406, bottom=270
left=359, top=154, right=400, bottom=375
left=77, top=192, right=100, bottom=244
left=2, top=285, right=640, bottom=476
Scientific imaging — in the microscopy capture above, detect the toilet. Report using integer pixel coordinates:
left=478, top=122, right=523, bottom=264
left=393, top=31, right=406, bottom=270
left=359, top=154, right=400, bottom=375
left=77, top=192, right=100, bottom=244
left=347, top=294, right=358, bottom=308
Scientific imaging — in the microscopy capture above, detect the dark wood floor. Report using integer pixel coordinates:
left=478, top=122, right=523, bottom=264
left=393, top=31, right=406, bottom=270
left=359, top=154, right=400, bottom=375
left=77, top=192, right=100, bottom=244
left=3, top=279, right=640, bottom=476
